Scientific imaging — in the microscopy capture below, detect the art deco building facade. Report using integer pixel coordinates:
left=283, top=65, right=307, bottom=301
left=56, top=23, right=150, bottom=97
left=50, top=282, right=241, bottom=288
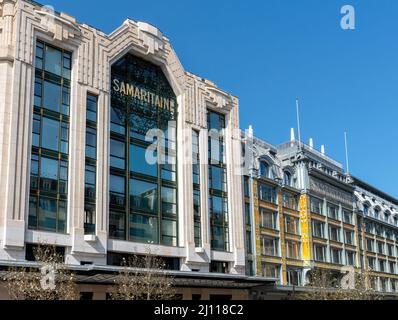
left=0, top=0, right=264, bottom=300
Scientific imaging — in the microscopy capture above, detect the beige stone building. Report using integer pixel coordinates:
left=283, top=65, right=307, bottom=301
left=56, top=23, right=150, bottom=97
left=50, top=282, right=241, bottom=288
left=0, top=0, right=272, bottom=299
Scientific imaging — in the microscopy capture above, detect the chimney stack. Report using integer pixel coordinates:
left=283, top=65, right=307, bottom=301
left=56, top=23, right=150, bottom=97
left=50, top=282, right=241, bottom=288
left=309, top=138, right=314, bottom=149
left=248, top=125, right=253, bottom=138
left=290, top=128, right=295, bottom=144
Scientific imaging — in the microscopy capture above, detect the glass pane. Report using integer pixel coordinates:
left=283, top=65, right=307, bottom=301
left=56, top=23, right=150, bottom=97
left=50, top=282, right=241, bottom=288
left=210, top=196, right=227, bottom=226
left=85, top=166, right=96, bottom=185
left=211, top=225, right=226, bottom=251
left=86, top=146, right=96, bottom=160
left=87, top=95, right=97, bottom=112
left=130, top=114, right=157, bottom=141
left=33, top=114, right=41, bottom=133
left=129, top=214, right=158, bottom=243
left=86, top=93, right=97, bottom=118
left=30, top=156, right=39, bottom=176
left=40, top=157, right=58, bottom=192
left=193, top=189, right=200, bottom=217
left=110, top=139, right=125, bottom=169
left=161, top=166, right=176, bottom=181
left=28, top=196, right=38, bottom=229
left=62, top=86, right=70, bottom=115
left=110, top=175, right=125, bottom=194
left=63, top=67, right=71, bottom=80
left=162, top=186, right=176, bottom=203
left=110, top=107, right=125, bottom=135
left=63, top=53, right=71, bottom=69
left=109, top=211, right=125, bottom=240
left=42, top=117, right=60, bottom=151
left=130, top=179, right=158, bottom=213
left=86, top=128, right=97, bottom=147
left=60, top=163, right=68, bottom=181
left=44, top=45, right=62, bottom=76
left=130, top=144, right=157, bottom=177
left=34, top=77, right=42, bottom=97
left=58, top=200, right=66, bottom=233
left=38, top=197, right=57, bottom=231
left=43, top=80, right=61, bottom=112
left=35, top=57, right=43, bottom=69
left=61, top=123, right=69, bottom=140
left=87, top=110, right=97, bottom=122
left=208, top=112, right=224, bottom=131
left=109, top=175, right=125, bottom=207
left=210, top=165, right=226, bottom=191
left=162, top=219, right=177, bottom=246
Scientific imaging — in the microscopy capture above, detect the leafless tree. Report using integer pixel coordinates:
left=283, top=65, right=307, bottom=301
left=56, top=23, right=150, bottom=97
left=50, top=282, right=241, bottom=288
left=3, top=245, right=79, bottom=300
left=110, top=252, right=176, bottom=300
left=298, top=268, right=383, bottom=300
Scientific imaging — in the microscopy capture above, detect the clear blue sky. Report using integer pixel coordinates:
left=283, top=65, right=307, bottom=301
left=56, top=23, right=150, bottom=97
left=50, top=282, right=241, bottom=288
left=47, top=0, right=398, bottom=197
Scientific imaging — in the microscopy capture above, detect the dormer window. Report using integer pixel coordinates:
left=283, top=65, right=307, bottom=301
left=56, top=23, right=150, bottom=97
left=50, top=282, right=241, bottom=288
left=260, top=161, right=269, bottom=178
left=374, top=208, right=380, bottom=219
left=283, top=171, right=292, bottom=187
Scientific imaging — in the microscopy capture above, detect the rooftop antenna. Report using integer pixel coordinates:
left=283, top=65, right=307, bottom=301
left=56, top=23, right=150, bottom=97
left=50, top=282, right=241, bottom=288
left=344, top=131, right=350, bottom=174
left=296, top=98, right=302, bottom=149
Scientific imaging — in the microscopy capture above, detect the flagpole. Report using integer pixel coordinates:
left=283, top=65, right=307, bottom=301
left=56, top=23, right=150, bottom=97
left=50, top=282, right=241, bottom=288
left=296, top=98, right=302, bottom=149
left=344, top=131, right=350, bottom=174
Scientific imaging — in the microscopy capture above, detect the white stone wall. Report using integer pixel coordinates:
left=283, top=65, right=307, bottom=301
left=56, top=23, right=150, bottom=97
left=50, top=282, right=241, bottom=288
left=0, top=0, right=245, bottom=274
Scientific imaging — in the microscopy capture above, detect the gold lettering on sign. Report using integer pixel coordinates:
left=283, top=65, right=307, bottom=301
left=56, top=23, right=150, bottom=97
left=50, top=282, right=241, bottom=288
left=112, top=78, right=176, bottom=112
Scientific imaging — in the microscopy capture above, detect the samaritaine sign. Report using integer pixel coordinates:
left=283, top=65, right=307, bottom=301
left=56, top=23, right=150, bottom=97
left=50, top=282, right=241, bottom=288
left=112, top=78, right=176, bottom=113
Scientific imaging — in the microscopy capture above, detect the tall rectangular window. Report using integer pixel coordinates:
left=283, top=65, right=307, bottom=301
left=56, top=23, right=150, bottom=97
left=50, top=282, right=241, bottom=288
left=29, top=41, right=71, bottom=233
left=261, top=262, right=281, bottom=281
left=327, top=203, right=339, bottom=220
left=259, top=208, right=278, bottom=230
left=192, top=130, right=201, bottom=247
left=367, top=257, right=376, bottom=270
left=344, top=229, right=355, bottom=245
left=343, top=209, right=353, bottom=224
left=310, top=197, right=323, bottom=215
left=284, top=214, right=300, bottom=235
left=286, top=240, right=301, bottom=259
left=84, top=93, right=97, bottom=235
left=258, top=183, right=277, bottom=204
left=282, top=192, right=298, bottom=210
left=260, top=235, right=279, bottom=257
left=245, top=202, right=251, bottom=226
left=208, top=111, right=229, bottom=251
left=312, top=220, right=325, bottom=239
left=366, top=238, right=375, bottom=252
left=243, top=176, right=250, bottom=198
left=330, top=248, right=342, bottom=264
left=346, top=251, right=356, bottom=266
left=377, top=241, right=385, bottom=255
left=314, top=244, right=327, bottom=262
left=329, top=226, right=341, bottom=242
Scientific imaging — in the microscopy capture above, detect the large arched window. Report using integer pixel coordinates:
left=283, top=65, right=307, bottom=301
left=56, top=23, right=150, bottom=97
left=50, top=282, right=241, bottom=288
left=260, top=161, right=269, bottom=178
left=109, top=53, right=178, bottom=246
